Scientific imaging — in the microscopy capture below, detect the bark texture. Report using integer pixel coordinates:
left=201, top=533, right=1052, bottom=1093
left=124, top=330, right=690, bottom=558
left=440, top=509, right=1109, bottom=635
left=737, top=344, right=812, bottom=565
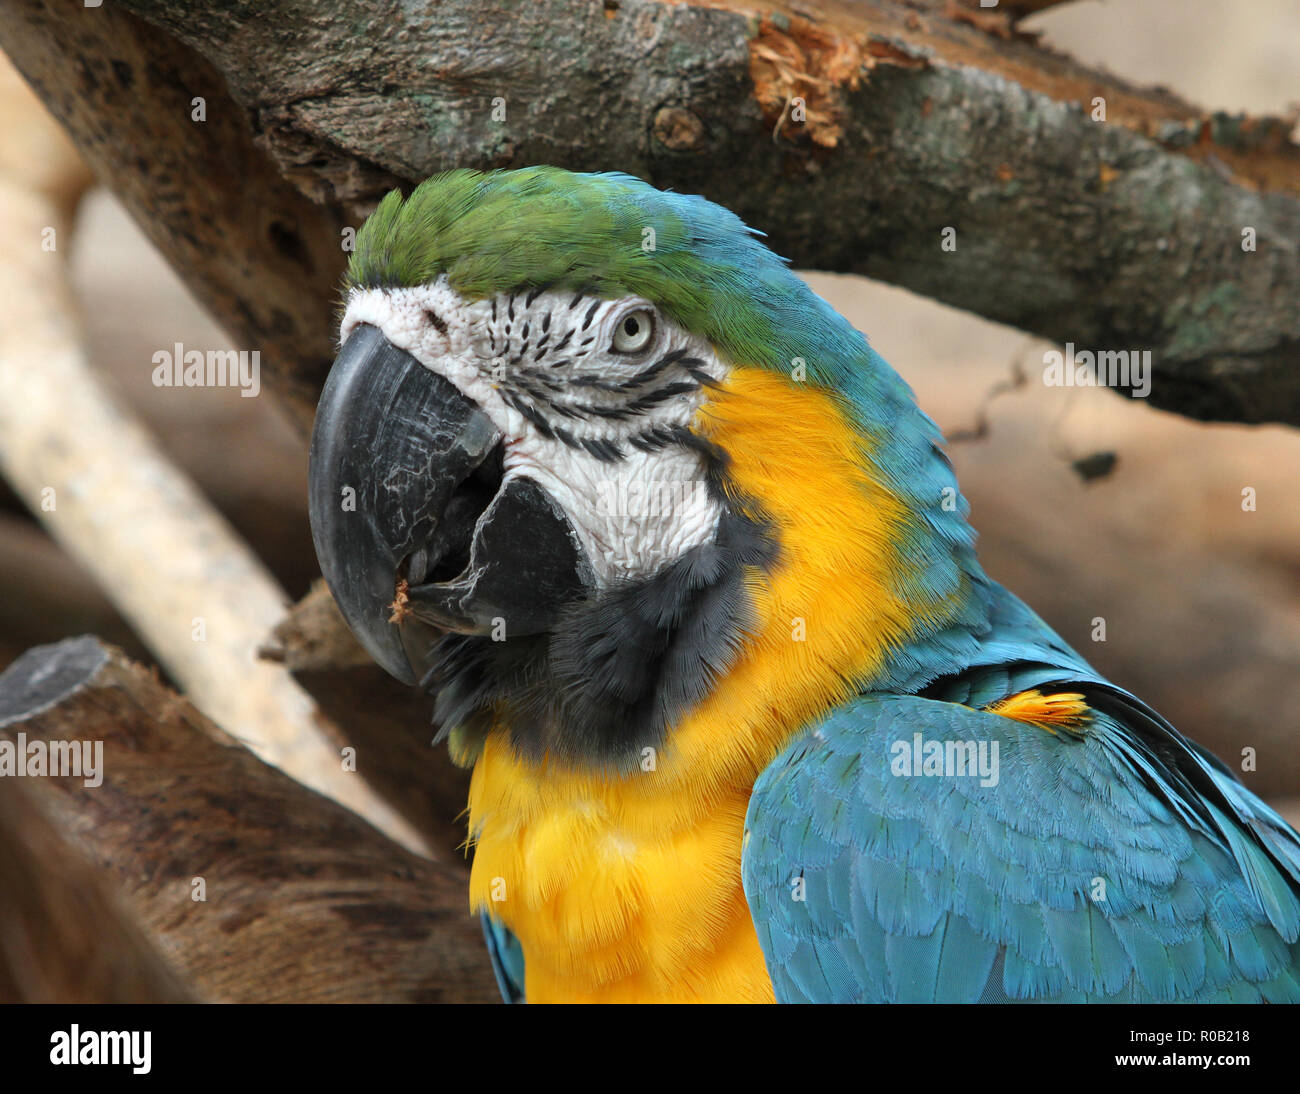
left=0, top=776, right=194, bottom=1003
left=0, top=637, right=498, bottom=1003
left=0, top=0, right=1294, bottom=424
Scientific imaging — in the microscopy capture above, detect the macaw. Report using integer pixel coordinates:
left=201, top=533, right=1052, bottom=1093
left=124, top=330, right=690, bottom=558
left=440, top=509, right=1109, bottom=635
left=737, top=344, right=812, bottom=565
left=307, top=166, right=1300, bottom=1003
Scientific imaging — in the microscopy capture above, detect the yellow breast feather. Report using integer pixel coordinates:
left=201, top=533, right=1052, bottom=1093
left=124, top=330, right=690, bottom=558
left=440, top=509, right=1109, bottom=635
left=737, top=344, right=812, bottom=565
left=466, top=367, right=962, bottom=1002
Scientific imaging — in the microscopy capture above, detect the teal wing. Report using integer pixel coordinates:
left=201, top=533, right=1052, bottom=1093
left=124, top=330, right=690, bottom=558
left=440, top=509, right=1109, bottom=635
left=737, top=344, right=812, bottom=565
left=482, top=913, right=526, bottom=1003
left=741, top=686, right=1300, bottom=1003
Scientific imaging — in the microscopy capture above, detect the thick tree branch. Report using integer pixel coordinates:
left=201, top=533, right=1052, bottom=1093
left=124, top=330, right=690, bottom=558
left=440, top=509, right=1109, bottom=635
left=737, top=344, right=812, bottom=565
left=0, top=637, right=498, bottom=1003
left=1, top=0, right=1295, bottom=425
left=0, top=777, right=194, bottom=1002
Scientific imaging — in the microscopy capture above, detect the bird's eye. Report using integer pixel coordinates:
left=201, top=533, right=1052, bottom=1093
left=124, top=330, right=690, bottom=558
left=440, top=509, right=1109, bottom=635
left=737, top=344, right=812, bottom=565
left=611, top=309, right=655, bottom=354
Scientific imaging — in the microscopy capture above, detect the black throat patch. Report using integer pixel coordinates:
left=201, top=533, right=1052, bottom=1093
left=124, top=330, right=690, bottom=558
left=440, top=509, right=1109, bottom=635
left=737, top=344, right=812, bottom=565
left=425, top=500, right=778, bottom=771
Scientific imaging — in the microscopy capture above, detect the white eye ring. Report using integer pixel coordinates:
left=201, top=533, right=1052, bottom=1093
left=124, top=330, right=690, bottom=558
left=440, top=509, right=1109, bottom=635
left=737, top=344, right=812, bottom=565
left=611, top=308, right=655, bottom=354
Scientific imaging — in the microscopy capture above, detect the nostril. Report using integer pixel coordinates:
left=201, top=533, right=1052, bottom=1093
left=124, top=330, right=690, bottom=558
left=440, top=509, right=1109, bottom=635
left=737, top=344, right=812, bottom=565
left=424, top=308, right=449, bottom=336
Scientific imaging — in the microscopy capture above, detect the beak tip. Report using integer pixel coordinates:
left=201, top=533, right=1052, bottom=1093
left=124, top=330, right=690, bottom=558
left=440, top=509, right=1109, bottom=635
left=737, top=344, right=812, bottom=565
left=377, top=651, right=418, bottom=688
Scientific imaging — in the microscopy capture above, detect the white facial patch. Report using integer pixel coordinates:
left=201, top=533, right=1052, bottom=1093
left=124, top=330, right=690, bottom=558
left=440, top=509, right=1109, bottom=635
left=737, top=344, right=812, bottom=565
left=340, top=277, right=729, bottom=586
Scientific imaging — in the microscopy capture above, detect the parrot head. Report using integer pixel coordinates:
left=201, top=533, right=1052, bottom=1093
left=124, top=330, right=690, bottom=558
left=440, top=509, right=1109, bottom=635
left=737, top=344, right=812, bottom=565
left=309, top=167, right=982, bottom=767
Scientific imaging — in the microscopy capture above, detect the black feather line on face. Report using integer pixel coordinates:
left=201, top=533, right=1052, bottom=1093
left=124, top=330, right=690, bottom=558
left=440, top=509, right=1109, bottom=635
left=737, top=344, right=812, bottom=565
left=503, top=391, right=555, bottom=439
left=529, top=373, right=564, bottom=394
left=426, top=504, right=778, bottom=770
left=570, top=375, right=625, bottom=393
left=627, top=348, right=688, bottom=387
left=514, top=377, right=549, bottom=401
left=581, top=437, right=622, bottom=461
left=623, top=381, right=699, bottom=414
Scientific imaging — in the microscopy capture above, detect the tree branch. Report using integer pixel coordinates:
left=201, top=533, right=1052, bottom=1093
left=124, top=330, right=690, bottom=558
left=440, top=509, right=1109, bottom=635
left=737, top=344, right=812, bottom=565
left=0, top=637, right=498, bottom=1003
left=1, top=0, right=1294, bottom=424
left=0, top=56, right=429, bottom=854
left=0, top=776, right=194, bottom=1002
left=261, top=581, right=473, bottom=860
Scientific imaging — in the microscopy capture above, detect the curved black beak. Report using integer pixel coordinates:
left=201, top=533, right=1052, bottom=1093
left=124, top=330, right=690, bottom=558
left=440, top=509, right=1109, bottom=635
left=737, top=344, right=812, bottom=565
left=309, top=324, right=499, bottom=683
left=308, top=323, right=593, bottom=687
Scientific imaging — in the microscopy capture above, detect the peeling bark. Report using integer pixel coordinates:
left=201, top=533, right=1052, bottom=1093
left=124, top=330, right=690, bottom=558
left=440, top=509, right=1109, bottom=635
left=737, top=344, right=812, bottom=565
left=0, top=0, right=1294, bottom=424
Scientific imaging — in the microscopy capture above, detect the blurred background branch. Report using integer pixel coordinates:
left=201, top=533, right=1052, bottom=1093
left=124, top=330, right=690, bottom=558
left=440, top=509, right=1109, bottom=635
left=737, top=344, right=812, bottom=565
left=0, top=60, right=427, bottom=856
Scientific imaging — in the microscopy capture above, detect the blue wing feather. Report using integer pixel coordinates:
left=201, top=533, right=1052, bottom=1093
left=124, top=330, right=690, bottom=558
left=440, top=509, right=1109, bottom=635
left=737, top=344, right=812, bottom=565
left=481, top=913, right=526, bottom=1003
left=742, top=583, right=1300, bottom=1003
